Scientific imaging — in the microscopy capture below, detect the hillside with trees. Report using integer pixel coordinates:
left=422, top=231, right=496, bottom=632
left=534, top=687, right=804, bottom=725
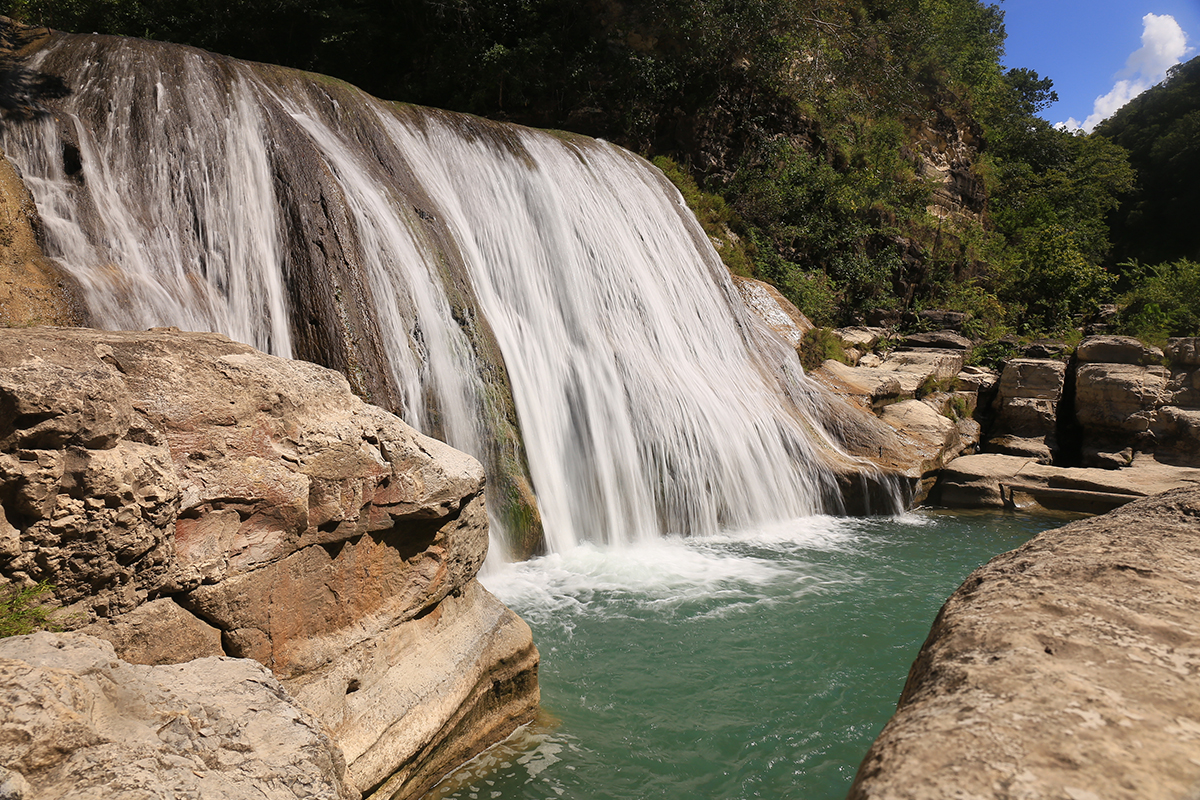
left=3, top=0, right=1193, bottom=344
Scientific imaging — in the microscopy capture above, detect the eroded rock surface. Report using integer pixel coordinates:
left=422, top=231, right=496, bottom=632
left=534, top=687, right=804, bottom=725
left=850, top=488, right=1200, bottom=799
left=0, top=631, right=357, bottom=800
left=0, top=327, right=538, bottom=799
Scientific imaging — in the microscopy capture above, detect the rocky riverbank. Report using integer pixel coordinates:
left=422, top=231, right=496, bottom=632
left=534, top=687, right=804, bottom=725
left=799, top=321, right=1200, bottom=510
left=0, top=327, right=538, bottom=799
left=848, top=487, right=1200, bottom=799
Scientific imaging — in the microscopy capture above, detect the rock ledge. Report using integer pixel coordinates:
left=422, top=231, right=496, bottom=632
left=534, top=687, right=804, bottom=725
left=850, top=488, right=1200, bottom=799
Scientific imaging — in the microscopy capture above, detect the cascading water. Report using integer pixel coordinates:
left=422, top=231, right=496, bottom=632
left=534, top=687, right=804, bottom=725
left=1, top=29, right=898, bottom=554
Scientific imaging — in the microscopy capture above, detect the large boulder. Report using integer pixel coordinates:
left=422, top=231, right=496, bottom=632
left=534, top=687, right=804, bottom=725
left=850, top=488, right=1200, bottom=798
left=1076, top=334, right=1164, bottom=365
left=988, top=358, right=1066, bottom=463
left=0, top=327, right=538, bottom=799
left=1166, top=337, right=1200, bottom=367
left=901, top=330, right=971, bottom=350
left=731, top=275, right=813, bottom=348
left=0, top=632, right=356, bottom=800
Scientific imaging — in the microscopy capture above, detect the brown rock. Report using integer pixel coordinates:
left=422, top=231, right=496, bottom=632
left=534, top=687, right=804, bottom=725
left=0, top=144, right=83, bottom=328
left=0, top=327, right=539, bottom=799
left=80, top=597, right=223, bottom=664
left=1075, top=334, right=1164, bottom=365
left=850, top=488, right=1200, bottom=799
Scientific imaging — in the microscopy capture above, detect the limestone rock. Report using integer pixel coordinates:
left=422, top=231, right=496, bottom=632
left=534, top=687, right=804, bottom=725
left=997, top=357, right=1066, bottom=401
left=989, top=358, right=1066, bottom=462
left=933, top=452, right=1200, bottom=512
left=876, top=349, right=965, bottom=388
left=79, top=597, right=223, bottom=665
left=901, top=330, right=971, bottom=350
left=731, top=276, right=813, bottom=348
left=850, top=488, right=1200, bottom=799
left=916, top=310, right=966, bottom=330
left=1075, top=334, right=1164, bottom=365
left=1075, top=363, right=1169, bottom=435
left=834, top=326, right=888, bottom=351
left=954, top=365, right=998, bottom=393
left=0, top=631, right=358, bottom=800
left=1166, top=337, right=1200, bottom=367
left=986, top=433, right=1053, bottom=462
left=876, top=400, right=969, bottom=496
left=817, top=359, right=903, bottom=404
left=0, top=328, right=539, bottom=799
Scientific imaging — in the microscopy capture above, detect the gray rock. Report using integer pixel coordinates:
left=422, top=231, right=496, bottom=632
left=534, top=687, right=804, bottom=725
left=932, top=452, right=1200, bottom=512
left=0, top=631, right=358, bottom=800
left=997, top=358, right=1066, bottom=401
left=850, top=488, right=1200, bottom=799
left=834, top=326, right=889, bottom=351
left=1166, top=337, right=1200, bottom=367
left=731, top=276, right=813, bottom=348
left=1076, top=334, right=1164, bottom=365
left=901, top=330, right=972, bottom=350
left=917, top=310, right=967, bottom=330
left=1075, top=362, right=1169, bottom=435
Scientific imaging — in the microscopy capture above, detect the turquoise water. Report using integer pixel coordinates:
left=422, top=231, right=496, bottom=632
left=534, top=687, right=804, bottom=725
left=436, top=510, right=1067, bottom=800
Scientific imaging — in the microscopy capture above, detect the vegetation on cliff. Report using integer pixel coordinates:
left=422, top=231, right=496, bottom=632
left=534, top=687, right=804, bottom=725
left=3, top=0, right=1192, bottom=340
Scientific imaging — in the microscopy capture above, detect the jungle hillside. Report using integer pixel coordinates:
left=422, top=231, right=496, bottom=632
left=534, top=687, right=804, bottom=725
left=5, top=0, right=1200, bottom=345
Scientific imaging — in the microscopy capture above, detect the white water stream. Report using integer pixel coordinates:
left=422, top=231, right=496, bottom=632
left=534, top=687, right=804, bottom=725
left=2, top=33, right=887, bottom=553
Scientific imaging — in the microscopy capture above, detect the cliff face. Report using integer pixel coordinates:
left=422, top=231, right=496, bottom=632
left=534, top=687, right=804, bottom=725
left=849, top=488, right=1200, bottom=798
left=0, top=326, right=539, bottom=799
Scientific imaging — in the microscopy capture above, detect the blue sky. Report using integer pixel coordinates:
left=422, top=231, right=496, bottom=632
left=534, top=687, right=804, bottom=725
left=999, top=0, right=1200, bottom=130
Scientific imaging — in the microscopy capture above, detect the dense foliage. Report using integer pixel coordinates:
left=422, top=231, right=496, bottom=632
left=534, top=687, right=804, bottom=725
left=4, top=0, right=1188, bottom=338
left=1096, top=55, right=1200, bottom=268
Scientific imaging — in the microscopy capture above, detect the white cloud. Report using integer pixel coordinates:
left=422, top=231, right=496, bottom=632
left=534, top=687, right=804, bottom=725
left=1057, top=13, right=1193, bottom=132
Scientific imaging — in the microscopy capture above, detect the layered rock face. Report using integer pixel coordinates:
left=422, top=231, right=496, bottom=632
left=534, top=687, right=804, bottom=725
left=850, top=488, right=1200, bottom=799
left=810, top=328, right=988, bottom=503
left=987, top=357, right=1067, bottom=462
left=1074, top=335, right=1200, bottom=468
left=0, top=327, right=538, bottom=799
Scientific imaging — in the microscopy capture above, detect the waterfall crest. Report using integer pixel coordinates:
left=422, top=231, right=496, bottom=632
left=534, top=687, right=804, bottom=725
left=2, top=30, right=894, bottom=553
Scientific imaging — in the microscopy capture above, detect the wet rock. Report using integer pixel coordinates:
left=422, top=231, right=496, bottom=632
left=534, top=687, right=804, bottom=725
left=731, top=275, right=813, bottom=348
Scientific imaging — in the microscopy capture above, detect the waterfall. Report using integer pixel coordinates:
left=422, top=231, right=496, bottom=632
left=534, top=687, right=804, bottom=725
left=2, top=30, right=887, bottom=554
